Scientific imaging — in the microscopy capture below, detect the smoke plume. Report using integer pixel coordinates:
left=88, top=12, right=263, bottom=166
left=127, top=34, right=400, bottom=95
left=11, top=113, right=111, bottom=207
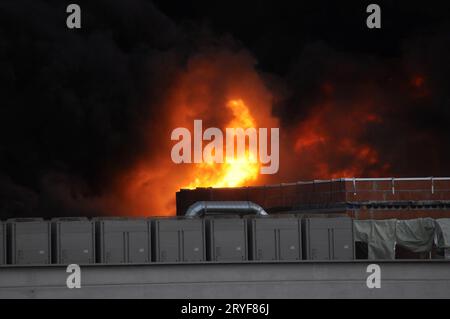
left=1, top=0, right=450, bottom=217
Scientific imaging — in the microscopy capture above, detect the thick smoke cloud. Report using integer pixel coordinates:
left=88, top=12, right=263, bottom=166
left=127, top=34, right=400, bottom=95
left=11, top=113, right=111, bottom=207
left=0, top=0, right=189, bottom=218
left=1, top=1, right=450, bottom=218
left=268, top=29, right=450, bottom=183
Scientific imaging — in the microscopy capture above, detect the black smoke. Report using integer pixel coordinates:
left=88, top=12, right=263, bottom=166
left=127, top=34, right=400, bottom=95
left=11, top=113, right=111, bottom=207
left=0, top=0, right=191, bottom=218
left=1, top=0, right=450, bottom=218
left=269, top=29, right=450, bottom=180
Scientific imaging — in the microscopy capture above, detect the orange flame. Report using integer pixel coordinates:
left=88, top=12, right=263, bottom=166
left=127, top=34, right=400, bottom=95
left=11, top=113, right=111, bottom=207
left=110, top=51, right=279, bottom=216
left=185, top=99, right=260, bottom=188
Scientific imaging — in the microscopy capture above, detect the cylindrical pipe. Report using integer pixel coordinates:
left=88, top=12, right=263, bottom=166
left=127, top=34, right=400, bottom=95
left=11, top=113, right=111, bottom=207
left=185, top=201, right=268, bottom=217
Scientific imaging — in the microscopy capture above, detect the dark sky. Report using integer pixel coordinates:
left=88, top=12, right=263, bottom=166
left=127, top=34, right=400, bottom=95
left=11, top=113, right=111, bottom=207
left=152, top=0, right=450, bottom=73
left=1, top=0, right=450, bottom=217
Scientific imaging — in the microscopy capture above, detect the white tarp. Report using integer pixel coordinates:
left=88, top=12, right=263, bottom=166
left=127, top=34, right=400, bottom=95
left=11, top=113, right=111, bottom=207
left=435, top=218, right=450, bottom=248
left=354, top=218, right=437, bottom=259
left=354, top=219, right=397, bottom=259
left=396, top=218, right=435, bottom=253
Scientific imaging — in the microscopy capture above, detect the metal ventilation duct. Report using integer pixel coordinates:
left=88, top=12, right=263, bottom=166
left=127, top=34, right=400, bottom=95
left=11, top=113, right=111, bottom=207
left=185, top=201, right=269, bottom=217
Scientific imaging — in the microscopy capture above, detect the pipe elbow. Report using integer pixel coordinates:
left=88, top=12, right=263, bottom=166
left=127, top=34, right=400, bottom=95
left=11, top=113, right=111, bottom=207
left=185, top=201, right=206, bottom=217
left=185, top=201, right=268, bottom=217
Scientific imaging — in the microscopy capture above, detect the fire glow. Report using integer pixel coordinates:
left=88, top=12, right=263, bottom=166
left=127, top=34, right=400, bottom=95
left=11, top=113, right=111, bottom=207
left=109, top=51, right=394, bottom=217
left=173, top=99, right=279, bottom=188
